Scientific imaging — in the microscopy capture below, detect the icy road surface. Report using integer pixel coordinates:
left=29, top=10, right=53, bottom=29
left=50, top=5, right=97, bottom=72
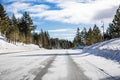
left=41, top=56, right=89, bottom=80
left=0, top=49, right=120, bottom=80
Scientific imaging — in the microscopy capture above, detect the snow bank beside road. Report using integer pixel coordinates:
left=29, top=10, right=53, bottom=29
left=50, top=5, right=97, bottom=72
left=85, top=38, right=120, bottom=50
left=0, top=35, right=40, bottom=54
left=84, top=38, right=120, bottom=62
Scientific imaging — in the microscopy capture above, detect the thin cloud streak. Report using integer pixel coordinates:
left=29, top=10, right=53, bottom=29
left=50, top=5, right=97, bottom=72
left=48, top=28, right=75, bottom=33
left=51, top=33, right=75, bottom=41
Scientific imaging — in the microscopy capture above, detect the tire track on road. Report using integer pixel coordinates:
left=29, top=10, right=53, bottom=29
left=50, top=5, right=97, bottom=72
left=67, top=56, right=90, bottom=80
left=33, top=56, right=56, bottom=80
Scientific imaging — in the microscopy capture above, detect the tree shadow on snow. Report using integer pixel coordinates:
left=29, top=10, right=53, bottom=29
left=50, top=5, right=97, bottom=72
left=85, top=49, right=120, bottom=63
left=100, top=76, right=120, bottom=80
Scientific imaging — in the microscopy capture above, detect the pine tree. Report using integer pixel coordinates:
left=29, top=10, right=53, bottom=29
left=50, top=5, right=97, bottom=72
left=73, top=28, right=82, bottom=47
left=50, top=38, right=60, bottom=49
left=86, top=27, right=93, bottom=45
left=81, top=27, right=87, bottom=45
left=33, top=32, right=39, bottom=45
left=18, top=12, right=35, bottom=43
left=50, top=38, right=56, bottom=49
left=38, top=30, right=51, bottom=49
left=107, top=6, right=120, bottom=38
left=85, top=25, right=103, bottom=45
left=44, top=31, right=50, bottom=49
left=0, top=4, right=11, bottom=37
left=11, top=14, right=19, bottom=44
left=39, top=29, right=45, bottom=47
left=104, top=26, right=112, bottom=40
left=92, top=24, right=103, bottom=43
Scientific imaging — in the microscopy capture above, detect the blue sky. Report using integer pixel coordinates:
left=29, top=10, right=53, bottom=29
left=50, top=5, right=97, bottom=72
left=1, top=0, right=120, bottom=41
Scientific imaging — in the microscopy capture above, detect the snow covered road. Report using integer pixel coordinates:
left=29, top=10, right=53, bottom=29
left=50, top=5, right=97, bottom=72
left=71, top=53, right=120, bottom=80
left=0, top=50, right=65, bottom=80
left=67, top=56, right=89, bottom=80
left=0, top=49, right=120, bottom=80
left=41, top=56, right=89, bottom=80
left=0, top=50, right=52, bottom=80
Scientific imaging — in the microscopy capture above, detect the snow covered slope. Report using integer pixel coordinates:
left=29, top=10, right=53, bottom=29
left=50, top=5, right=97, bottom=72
left=84, top=38, right=120, bottom=62
left=0, top=35, right=40, bottom=53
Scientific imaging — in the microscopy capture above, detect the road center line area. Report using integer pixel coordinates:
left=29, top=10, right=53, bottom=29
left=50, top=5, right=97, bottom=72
left=39, top=55, right=90, bottom=80
left=67, top=56, right=90, bottom=80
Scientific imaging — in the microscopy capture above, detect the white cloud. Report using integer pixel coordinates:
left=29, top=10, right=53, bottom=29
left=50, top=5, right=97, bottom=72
left=45, top=0, right=95, bottom=3
left=5, top=0, right=120, bottom=24
left=27, top=5, right=49, bottom=13
left=6, top=2, right=30, bottom=18
left=3, top=0, right=41, bottom=3
left=33, top=30, right=41, bottom=33
left=32, top=29, right=75, bottom=41
left=6, top=2, right=49, bottom=18
left=39, top=0, right=120, bottom=24
left=48, top=28, right=76, bottom=40
left=48, top=28, right=75, bottom=33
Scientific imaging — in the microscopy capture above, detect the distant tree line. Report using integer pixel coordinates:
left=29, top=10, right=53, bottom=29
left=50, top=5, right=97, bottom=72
left=32, top=31, right=73, bottom=49
left=50, top=38, right=73, bottom=49
left=73, top=25, right=103, bottom=47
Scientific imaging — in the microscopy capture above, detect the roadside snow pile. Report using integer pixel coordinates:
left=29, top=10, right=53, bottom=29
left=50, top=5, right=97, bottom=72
left=84, top=38, right=120, bottom=62
left=0, top=35, right=6, bottom=41
left=0, top=35, right=40, bottom=53
left=0, top=35, right=16, bottom=49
